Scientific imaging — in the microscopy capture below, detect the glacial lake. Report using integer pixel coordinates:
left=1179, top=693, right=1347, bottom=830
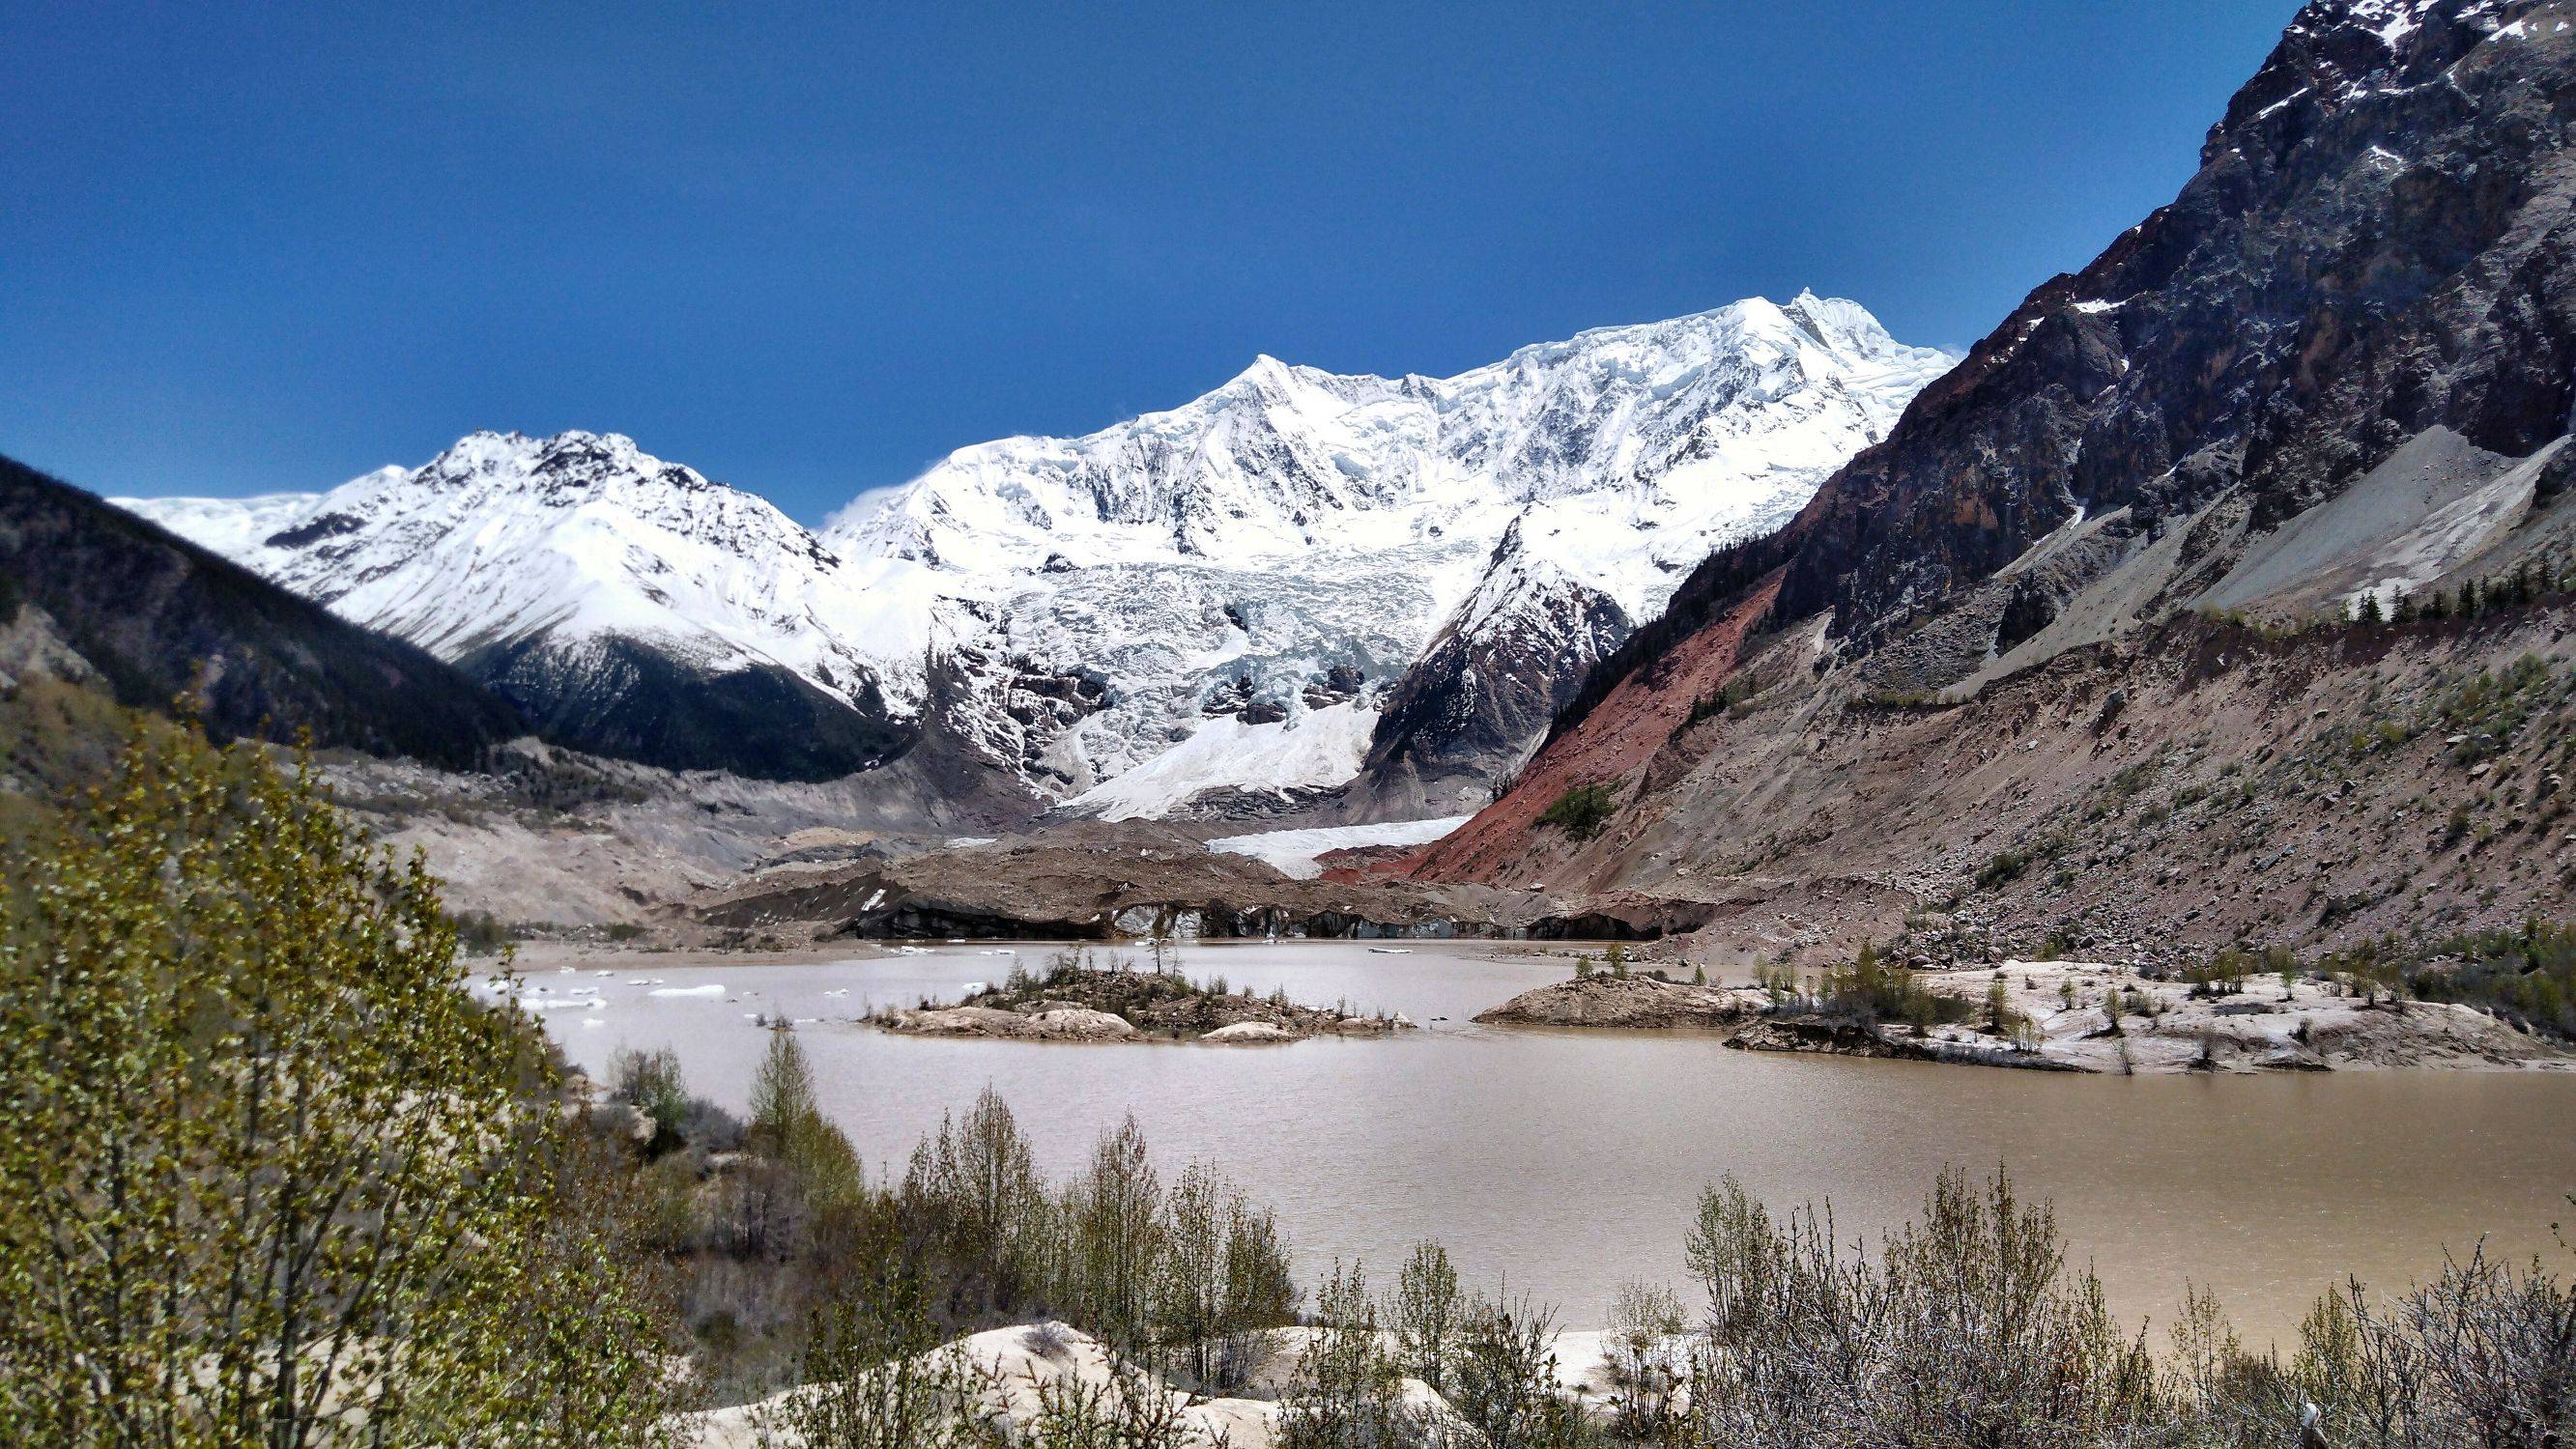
left=520, top=939, right=2576, bottom=1345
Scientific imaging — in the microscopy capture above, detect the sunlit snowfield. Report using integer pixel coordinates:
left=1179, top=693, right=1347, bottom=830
left=522, top=940, right=2576, bottom=1345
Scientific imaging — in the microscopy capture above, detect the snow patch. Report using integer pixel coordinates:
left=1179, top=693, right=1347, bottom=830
left=1206, top=814, right=1474, bottom=878
left=1064, top=702, right=1383, bottom=821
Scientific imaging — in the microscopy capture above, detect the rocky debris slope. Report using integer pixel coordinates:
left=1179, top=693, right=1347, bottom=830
left=1411, top=605, right=2576, bottom=966
left=1407, top=0, right=2576, bottom=957
left=311, top=738, right=1026, bottom=931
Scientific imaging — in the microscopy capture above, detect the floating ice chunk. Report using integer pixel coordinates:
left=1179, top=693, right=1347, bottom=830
left=649, top=984, right=727, bottom=999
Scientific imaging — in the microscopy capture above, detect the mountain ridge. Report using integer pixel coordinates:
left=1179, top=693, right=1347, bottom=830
left=0, top=452, right=526, bottom=768
left=118, top=296, right=1953, bottom=807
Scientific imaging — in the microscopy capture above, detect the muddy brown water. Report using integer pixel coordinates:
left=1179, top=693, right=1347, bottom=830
left=520, top=940, right=2576, bottom=1346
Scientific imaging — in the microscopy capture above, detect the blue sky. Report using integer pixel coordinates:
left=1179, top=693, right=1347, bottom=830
left=2, top=0, right=2301, bottom=524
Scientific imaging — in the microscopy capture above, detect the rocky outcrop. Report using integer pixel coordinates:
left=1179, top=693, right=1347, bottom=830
left=1912, top=961, right=2565, bottom=1073
left=1474, top=974, right=1765, bottom=1029
left=877, top=1005, right=1140, bottom=1041
left=1199, top=1021, right=1300, bottom=1045
left=1725, top=1015, right=1921, bottom=1059
left=1357, top=522, right=1634, bottom=818
left=1770, top=0, right=2576, bottom=665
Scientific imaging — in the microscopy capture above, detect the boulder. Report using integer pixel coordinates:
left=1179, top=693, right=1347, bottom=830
left=1200, top=1021, right=1299, bottom=1045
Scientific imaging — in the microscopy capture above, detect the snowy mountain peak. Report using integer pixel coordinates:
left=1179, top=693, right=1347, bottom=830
left=820, top=295, right=1951, bottom=810
left=834, top=296, right=1949, bottom=575
left=117, top=428, right=936, bottom=746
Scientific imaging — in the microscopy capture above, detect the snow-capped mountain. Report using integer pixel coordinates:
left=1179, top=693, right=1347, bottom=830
left=121, top=294, right=1949, bottom=807
left=836, top=292, right=1951, bottom=815
left=119, top=430, right=940, bottom=780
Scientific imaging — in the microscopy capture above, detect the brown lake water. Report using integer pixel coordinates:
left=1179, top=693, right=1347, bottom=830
left=519, top=940, right=2576, bottom=1346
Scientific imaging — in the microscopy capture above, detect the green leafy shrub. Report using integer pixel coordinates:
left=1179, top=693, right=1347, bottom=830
left=1975, top=849, right=2032, bottom=891
left=1538, top=781, right=1620, bottom=839
left=0, top=725, right=674, bottom=1441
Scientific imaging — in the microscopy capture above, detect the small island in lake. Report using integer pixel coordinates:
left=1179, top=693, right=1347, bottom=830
left=871, top=947, right=1414, bottom=1044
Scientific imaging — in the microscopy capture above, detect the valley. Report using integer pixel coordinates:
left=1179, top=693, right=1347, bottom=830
left=11, top=0, right=2576, bottom=1440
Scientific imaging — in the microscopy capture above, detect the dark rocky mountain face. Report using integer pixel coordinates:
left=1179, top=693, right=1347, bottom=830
left=1360, top=546, right=1632, bottom=819
left=0, top=454, right=524, bottom=767
left=1768, top=0, right=2575, bottom=665
left=462, top=635, right=913, bottom=783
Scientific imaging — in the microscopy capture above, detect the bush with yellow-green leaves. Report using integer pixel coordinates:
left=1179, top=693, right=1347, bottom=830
left=0, top=724, right=678, bottom=1444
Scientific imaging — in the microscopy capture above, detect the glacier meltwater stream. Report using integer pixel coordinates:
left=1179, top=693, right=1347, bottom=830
left=521, top=939, right=2576, bottom=1346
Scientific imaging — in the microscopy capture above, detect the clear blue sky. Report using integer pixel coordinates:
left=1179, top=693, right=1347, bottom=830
left=3, top=0, right=2301, bottom=524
